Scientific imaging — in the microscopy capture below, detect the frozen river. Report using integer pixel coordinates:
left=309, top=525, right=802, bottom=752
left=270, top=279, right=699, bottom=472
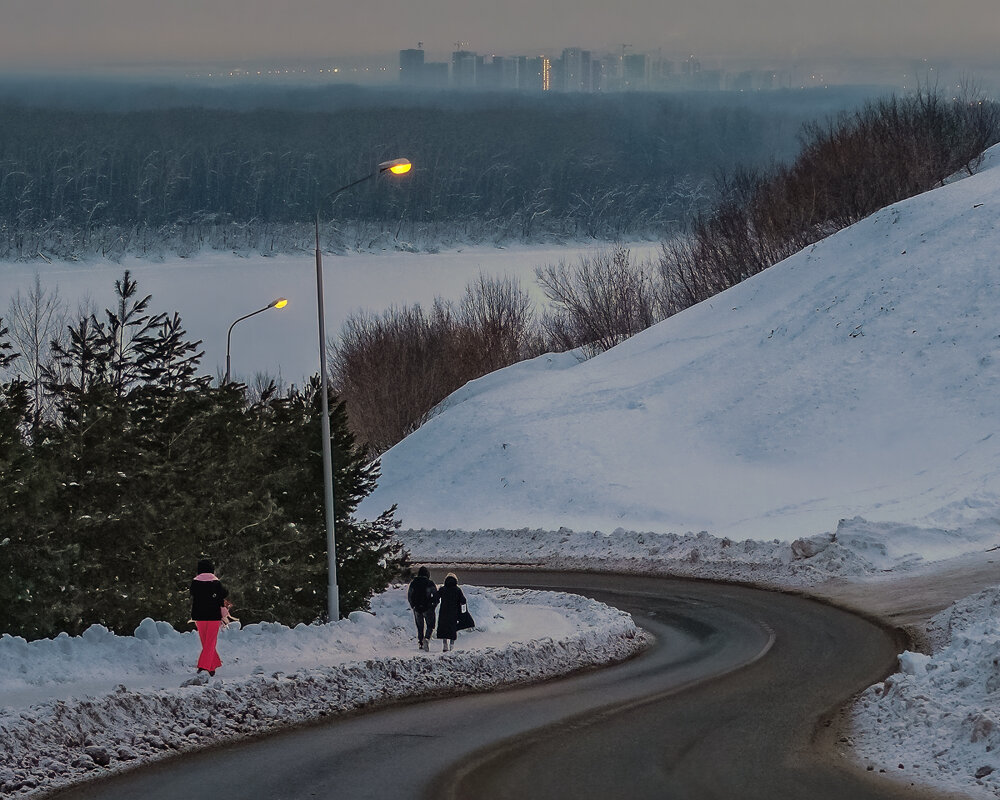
left=0, top=241, right=661, bottom=385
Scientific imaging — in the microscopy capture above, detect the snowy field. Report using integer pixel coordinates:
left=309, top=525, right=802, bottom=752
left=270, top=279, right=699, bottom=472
left=363, top=145, right=1000, bottom=797
left=0, top=585, right=645, bottom=797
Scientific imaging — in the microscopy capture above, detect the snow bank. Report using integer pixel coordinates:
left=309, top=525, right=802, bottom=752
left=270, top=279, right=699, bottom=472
left=851, top=587, right=1000, bottom=797
left=0, top=586, right=646, bottom=797
left=401, top=518, right=990, bottom=586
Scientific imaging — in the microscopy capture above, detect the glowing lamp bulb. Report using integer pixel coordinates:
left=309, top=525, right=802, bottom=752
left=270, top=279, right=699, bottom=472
left=378, top=158, right=412, bottom=176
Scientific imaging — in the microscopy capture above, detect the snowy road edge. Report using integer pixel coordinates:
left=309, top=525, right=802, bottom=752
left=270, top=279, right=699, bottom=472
left=0, top=590, right=648, bottom=798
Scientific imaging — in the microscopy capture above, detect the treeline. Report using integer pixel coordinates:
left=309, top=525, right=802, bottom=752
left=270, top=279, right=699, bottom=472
left=0, top=88, right=856, bottom=260
left=333, top=90, right=1000, bottom=455
left=0, top=273, right=406, bottom=640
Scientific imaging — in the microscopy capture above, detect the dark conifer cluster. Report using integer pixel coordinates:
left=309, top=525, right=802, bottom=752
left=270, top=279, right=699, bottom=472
left=0, top=273, right=405, bottom=639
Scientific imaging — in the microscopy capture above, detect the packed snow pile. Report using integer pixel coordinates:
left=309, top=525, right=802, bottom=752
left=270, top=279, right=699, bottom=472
left=0, top=586, right=646, bottom=797
left=851, top=586, right=1000, bottom=798
left=402, top=517, right=988, bottom=585
left=361, top=145, right=1000, bottom=564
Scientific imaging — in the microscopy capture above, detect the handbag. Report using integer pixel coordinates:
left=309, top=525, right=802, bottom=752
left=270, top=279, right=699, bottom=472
left=456, top=607, right=476, bottom=631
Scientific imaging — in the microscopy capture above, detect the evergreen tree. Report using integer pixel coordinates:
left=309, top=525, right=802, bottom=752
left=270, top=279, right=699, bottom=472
left=2, top=275, right=406, bottom=637
left=0, top=317, right=68, bottom=638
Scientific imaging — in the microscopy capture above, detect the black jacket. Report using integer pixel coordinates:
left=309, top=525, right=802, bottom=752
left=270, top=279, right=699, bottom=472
left=407, top=575, right=438, bottom=613
left=435, top=576, right=466, bottom=639
left=190, top=577, right=228, bottom=621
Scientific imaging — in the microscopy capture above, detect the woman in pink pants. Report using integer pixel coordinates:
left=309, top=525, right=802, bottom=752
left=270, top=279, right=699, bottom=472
left=190, top=558, right=228, bottom=676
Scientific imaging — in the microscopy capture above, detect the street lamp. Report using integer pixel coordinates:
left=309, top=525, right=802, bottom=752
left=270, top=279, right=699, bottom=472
left=225, top=297, right=288, bottom=384
left=316, top=157, right=412, bottom=622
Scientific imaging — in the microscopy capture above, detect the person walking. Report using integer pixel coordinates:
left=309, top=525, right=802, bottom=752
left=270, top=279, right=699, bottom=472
left=435, top=572, right=467, bottom=653
left=190, top=558, right=228, bottom=676
left=407, top=566, right=438, bottom=652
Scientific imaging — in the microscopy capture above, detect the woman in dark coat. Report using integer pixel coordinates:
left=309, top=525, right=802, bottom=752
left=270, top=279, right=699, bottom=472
left=435, top=572, right=466, bottom=652
left=190, top=558, right=228, bottom=676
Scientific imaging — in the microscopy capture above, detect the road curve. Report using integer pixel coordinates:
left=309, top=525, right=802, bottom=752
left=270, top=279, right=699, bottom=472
left=49, top=572, right=953, bottom=800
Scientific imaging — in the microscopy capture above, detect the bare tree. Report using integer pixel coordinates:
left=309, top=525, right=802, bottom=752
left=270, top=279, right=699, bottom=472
left=458, top=274, right=539, bottom=372
left=6, top=274, right=67, bottom=427
left=331, top=275, right=545, bottom=454
left=536, top=244, right=668, bottom=355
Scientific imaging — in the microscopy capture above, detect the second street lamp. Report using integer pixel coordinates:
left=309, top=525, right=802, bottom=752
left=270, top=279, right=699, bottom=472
left=316, top=157, right=412, bottom=623
left=225, top=297, right=288, bottom=384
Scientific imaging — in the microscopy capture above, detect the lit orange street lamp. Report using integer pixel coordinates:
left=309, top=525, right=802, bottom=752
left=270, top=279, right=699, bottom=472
left=225, top=297, right=288, bottom=384
left=316, top=158, right=412, bottom=622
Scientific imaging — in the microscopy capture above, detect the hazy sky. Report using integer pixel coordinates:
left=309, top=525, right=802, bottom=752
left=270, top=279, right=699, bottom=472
left=1, top=0, right=998, bottom=70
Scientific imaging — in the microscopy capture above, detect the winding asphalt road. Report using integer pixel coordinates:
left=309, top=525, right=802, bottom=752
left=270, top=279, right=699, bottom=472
left=51, top=571, right=957, bottom=800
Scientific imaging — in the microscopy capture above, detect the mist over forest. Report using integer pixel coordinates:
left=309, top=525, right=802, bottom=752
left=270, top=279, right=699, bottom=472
left=0, top=80, right=881, bottom=260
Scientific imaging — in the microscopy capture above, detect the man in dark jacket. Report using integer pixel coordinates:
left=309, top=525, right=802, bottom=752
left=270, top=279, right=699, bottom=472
left=407, top=566, right=438, bottom=651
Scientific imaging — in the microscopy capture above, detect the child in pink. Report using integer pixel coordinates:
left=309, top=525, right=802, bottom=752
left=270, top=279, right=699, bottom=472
left=190, top=559, right=228, bottom=676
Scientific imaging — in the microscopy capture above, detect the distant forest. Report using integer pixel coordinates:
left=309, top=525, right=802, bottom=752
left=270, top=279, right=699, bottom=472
left=0, top=81, right=879, bottom=260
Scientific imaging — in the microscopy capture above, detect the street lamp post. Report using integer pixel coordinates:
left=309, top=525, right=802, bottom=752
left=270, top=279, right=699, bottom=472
left=316, top=157, right=411, bottom=622
left=225, top=297, right=288, bottom=384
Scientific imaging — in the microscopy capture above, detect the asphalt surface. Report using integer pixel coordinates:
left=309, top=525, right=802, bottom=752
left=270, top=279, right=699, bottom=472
left=49, top=571, right=958, bottom=800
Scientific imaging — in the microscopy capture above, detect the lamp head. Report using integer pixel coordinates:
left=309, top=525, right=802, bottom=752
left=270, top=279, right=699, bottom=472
left=270, top=297, right=289, bottom=309
left=378, top=158, right=412, bottom=176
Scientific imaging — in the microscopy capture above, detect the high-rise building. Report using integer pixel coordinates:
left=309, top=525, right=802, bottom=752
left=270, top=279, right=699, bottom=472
left=561, top=48, right=592, bottom=91
left=623, top=53, right=648, bottom=90
left=498, top=57, right=520, bottom=90
left=399, top=48, right=424, bottom=84
left=451, top=50, right=479, bottom=88
left=479, top=55, right=502, bottom=89
left=650, top=57, right=674, bottom=90
left=520, top=56, right=550, bottom=91
left=590, top=57, right=608, bottom=92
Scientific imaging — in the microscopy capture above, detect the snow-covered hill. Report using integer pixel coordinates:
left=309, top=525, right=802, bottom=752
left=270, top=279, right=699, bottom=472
left=363, top=145, right=1000, bottom=560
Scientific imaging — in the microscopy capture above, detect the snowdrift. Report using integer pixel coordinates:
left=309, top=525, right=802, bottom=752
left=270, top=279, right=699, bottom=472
left=853, top=586, right=1000, bottom=796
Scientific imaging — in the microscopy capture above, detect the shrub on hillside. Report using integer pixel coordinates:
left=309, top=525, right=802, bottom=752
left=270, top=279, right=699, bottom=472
left=662, top=89, right=1000, bottom=308
left=332, top=275, right=541, bottom=454
left=536, top=244, right=673, bottom=354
